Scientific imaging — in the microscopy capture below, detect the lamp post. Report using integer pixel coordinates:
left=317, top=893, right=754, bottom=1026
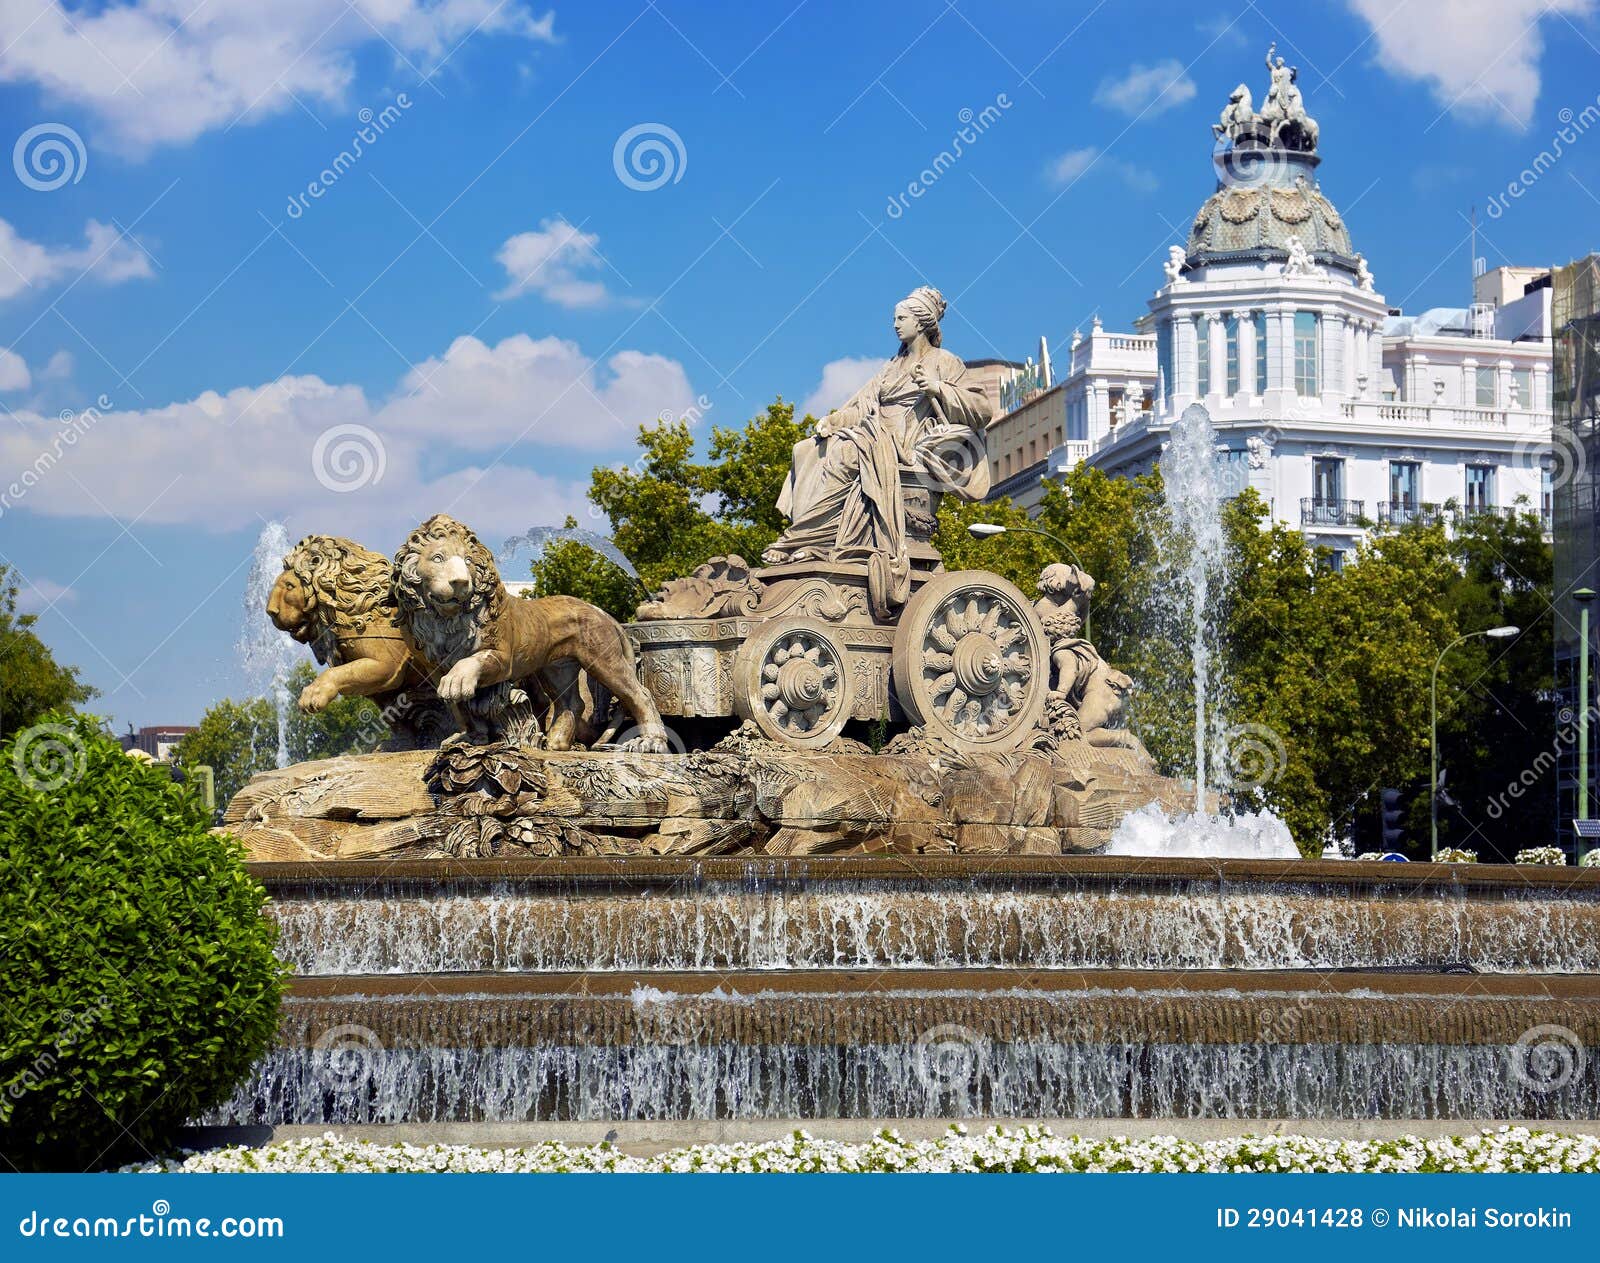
left=1430, top=624, right=1520, bottom=856
left=967, top=522, right=1091, bottom=640
left=1575, top=588, right=1597, bottom=860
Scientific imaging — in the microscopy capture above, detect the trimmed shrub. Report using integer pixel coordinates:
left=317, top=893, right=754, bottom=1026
left=0, top=712, right=285, bottom=1170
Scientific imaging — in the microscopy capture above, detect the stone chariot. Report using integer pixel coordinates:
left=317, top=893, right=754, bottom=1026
left=630, top=468, right=1051, bottom=753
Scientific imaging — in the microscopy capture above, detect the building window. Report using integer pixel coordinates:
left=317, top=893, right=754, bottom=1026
left=1475, top=365, right=1496, bottom=407
left=1389, top=461, right=1420, bottom=509
left=1293, top=312, right=1319, bottom=396
left=1225, top=316, right=1241, bottom=396
left=1511, top=367, right=1532, bottom=409
left=1254, top=312, right=1268, bottom=394
left=1216, top=448, right=1248, bottom=497
left=1320, top=549, right=1346, bottom=573
left=1465, top=465, right=1495, bottom=512
left=1157, top=319, right=1174, bottom=402
left=1543, top=466, right=1554, bottom=524
left=1195, top=316, right=1211, bottom=395
left=1313, top=456, right=1344, bottom=505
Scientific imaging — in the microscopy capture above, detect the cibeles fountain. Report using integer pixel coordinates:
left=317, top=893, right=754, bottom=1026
left=214, top=60, right=1600, bottom=1128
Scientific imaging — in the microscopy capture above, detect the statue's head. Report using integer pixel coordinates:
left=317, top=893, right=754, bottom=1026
left=1038, top=562, right=1094, bottom=599
left=894, top=285, right=946, bottom=348
left=269, top=535, right=395, bottom=651
left=267, top=569, right=313, bottom=640
left=394, top=514, right=500, bottom=622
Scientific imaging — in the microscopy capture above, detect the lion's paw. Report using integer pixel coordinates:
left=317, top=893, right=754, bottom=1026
left=619, top=728, right=672, bottom=754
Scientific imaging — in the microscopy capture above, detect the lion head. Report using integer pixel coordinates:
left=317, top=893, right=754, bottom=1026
left=268, top=535, right=395, bottom=663
left=393, top=514, right=504, bottom=668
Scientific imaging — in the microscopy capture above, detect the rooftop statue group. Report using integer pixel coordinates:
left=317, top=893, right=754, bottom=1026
left=1212, top=42, right=1319, bottom=153
left=261, top=284, right=1146, bottom=765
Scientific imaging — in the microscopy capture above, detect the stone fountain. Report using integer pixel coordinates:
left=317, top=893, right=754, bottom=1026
left=216, top=277, right=1600, bottom=1128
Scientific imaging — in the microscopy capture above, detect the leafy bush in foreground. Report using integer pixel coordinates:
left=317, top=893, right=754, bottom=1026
left=0, top=712, right=285, bottom=1170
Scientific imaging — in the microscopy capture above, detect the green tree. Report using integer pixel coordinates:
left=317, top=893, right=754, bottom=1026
left=0, top=566, right=96, bottom=738
left=533, top=400, right=813, bottom=615
left=175, top=660, right=386, bottom=813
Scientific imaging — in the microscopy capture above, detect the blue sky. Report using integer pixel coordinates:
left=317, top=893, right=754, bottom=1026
left=2, top=0, right=1598, bottom=728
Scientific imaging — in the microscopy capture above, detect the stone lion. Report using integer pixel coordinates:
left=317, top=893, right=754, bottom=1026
left=393, top=514, right=671, bottom=751
left=265, top=535, right=452, bottom=750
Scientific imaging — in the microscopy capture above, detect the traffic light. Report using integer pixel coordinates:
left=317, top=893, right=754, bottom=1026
left=1379, top=787, right=1404, bottom=850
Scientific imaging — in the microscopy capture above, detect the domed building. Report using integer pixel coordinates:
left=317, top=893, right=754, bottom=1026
left=984, top=48, right=1553, bottom=565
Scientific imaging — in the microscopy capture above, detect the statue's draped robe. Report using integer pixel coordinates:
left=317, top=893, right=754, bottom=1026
left=771, top=346, right=993, bottom=565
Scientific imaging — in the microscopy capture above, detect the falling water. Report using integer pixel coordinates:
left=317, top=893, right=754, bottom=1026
left=239, top=521, right=301, bottom=769
left=1159, top=403, right=1232, bottom=810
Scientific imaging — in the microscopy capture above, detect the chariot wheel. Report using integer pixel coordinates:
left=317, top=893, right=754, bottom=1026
left=732, top=618, right=852, bottom=747
left=891, top=570, right=1049, bottom=752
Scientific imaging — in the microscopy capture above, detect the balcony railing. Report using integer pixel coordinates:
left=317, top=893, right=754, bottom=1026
left=1377, top=501, right=1441, bottom=526
left=1337, top=400, right=1542, bottom=428
left=1301, top=497, right=1365, bottom=526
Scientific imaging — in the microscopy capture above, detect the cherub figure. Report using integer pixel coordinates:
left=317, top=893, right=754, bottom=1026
left=1034, top=562, right=1099, bottom=702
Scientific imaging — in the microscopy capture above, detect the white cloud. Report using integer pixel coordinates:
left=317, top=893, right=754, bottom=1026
left=493, top=217, right=616, bottom=308
left=383, top=334, right=694, bottom=448
left=0, top=331, right=696, bottom=544
left=40, top=350, right=73, bottom=380
left=1046, top=147, right=1157, bottom=193
left=1093, top=59, right=1198, bottom=117
left=0, top=348, right=30, bottom=392
left=1347, top=0, right=1592, bottom=128
left=14, top=576, right=75, bottom=614
left=0, top=1, right=558, bottom=151
left=0, top=218, right=153, bottom=302
left=801, top=356, right=879, bottom=419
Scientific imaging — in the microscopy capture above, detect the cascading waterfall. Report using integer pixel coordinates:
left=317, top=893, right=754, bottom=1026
left=265, top=877, right=1600, bottom=977
left=239, top=521, right=301, bottom=769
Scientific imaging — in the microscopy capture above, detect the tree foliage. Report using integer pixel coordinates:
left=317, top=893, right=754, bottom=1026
left=0, top=566, right=96, bottom=738
left=174, top=660, right=386, bottom=814
left=531, top=400, right=813, bottom=617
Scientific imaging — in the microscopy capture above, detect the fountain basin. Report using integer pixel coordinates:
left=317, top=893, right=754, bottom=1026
left=214, top=968, right=1600, bottom=1124
left=257, top=857, right=1600, bottom=976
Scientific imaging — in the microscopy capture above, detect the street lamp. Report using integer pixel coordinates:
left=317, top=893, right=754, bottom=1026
left=1575, top=587, right=1597, bottom=861
left=967, top=521, right=1091, bottom=639
left=1430, top=624, right=1520, bottom=856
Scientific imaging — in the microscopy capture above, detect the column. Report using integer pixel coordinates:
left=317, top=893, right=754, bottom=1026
left=1208, top=313, right=1227, bottom=401
left=1323, top=309, right=1346, bottom=403
left=1176, top=313, right=1198, bottom=402
left=1240, top=310, right=1258, bottom=400
left=1368, top=322, right=1384, bottom=401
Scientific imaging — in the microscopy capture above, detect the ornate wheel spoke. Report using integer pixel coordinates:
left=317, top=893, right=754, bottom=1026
left=891, top=571, right=1049, bottom=753
left=735, top=619, right=852, bottom=748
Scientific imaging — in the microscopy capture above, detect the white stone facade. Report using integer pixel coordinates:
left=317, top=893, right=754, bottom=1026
left=982, top=65, right=1553, bottom=559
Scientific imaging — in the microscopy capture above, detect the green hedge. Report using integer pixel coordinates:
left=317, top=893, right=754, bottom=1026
left=0, top=712, right=285, bottom=1169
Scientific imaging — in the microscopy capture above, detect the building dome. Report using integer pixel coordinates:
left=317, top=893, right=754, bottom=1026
left=1184, top=42, right=1363, bottom=282
left=1186, top=142, right=1357, bottom=274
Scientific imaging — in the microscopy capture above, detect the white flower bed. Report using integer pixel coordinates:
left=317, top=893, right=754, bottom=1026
left=122, top=1126, right=1600, bottom=1174
left=1516, top=847, right=1567, bottom=866
left=1432, top=847, right=1479, bottom=863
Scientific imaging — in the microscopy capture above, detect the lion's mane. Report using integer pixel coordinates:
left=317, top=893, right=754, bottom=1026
left=393, top=514, right=505, bottom=670
left=280, top=535, right=396, bottom=664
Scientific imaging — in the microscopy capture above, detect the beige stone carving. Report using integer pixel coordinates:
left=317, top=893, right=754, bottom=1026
left=890, top=570, right=1048, bottom=750
left=393, top=514, right=670, bottom=752
left=266, top=534, right=452, bottom=749
left=636, top=555, right=765, bottom=621
left=762, top=285, right=993, bottom=619
left=222, top=740, right=1195, bottom=861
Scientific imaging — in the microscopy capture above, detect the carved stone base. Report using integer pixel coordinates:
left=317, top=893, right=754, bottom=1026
left=222, top=740, right=1199, bottom=863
